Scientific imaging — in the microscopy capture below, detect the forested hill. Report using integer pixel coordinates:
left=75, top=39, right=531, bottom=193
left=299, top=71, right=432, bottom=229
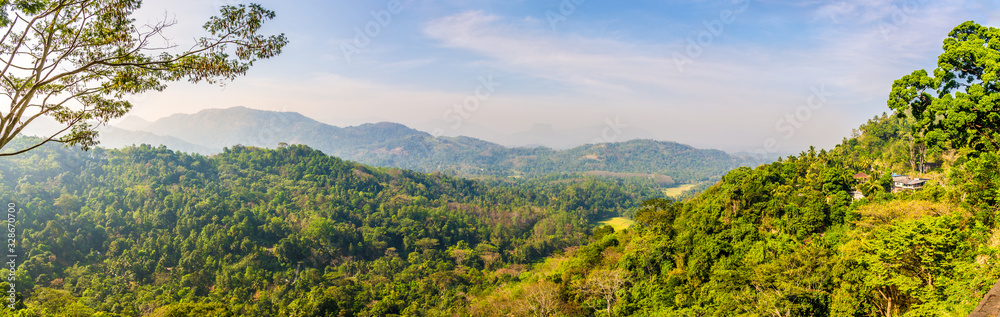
left=454, top=21, right=1000, bottom=316
left=453, top=111, right=1000, bottom=316
left=99, top=106, right=757, bottom=183
left=0, top=136, right=661, bottom=316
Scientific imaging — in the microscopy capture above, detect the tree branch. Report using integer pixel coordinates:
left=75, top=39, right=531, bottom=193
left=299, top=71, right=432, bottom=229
left=0, top=114, right=80, bottom=156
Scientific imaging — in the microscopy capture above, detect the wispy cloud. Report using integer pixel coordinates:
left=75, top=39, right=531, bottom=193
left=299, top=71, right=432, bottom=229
left=424, top=11, right=662, bottom=93
left=814, top=0, right=896, bottom=24
left=421, top=10, right=792, bottom=104
left=123, top=0, right=990, bottom=152
left=417, top=3, right=983, bottom=150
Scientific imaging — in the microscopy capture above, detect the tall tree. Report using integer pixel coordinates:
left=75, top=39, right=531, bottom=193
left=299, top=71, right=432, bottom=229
left=0, top=0, right=286, bottom=156
left=888, top=21, right=1000, bottom=155
left=577, top=269, right=629, bottom=316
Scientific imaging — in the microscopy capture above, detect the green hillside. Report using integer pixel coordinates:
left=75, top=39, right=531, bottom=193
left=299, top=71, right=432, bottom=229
left=3, top=16, right=999, bottom=317
left=0, top=136, right=668, bottom=316
left=460, top=114, right=1000, bottom=316
left=456, top=21, right=1000, bottom=316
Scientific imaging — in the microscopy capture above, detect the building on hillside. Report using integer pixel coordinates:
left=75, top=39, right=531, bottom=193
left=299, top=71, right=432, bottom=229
left=891, top=175, right=929, bottom=192
left=853, top=172, right=870, bottom=182
left=900, top=178, right=928, bottom=190
left=849, top=190, right=865, bottom=201
left=892, top=175, right=908, bottom=187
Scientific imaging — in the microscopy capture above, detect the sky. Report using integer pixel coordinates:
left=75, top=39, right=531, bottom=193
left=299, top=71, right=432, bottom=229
left=104, top=0, right=1000, bottom=153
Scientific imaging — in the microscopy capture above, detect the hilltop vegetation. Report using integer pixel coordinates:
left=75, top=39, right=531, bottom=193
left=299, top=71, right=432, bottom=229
left=2, top=16, right=998, bottom=317
left=462, top=113, right=1000, bottom=316
left=458, top=21, right=1000, bottom=316
left=0, top=137, right=663, bottom=316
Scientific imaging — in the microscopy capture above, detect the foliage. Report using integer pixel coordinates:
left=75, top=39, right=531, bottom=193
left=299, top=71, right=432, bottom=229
left=460, top=21, right=1000, bottom=317
left=0, top=1, right=286, bottom=156
left=888, top=21, right=1000, bottom=154
left=0, top=139, right=654, bottom=316
left=5, top=18, right=1000, bottom=317
left=469, top=141, right=997, bottom=316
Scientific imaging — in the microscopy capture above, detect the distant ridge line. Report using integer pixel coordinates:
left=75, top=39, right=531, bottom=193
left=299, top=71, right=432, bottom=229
left=98, top=106, right=767, bottom=182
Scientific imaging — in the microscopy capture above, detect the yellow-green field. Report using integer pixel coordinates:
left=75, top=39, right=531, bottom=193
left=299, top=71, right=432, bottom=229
left=662, top=183, right=698, bottom=197
left=596, top=217, right=635, bottom=231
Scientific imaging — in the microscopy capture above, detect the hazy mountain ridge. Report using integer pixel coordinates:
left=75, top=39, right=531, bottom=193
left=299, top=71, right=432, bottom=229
left=97, top=126, right=214, bottom=154
left=104, top=107, right=759, bottom=182
left=412, top=120, right=660, bottom=150
left=139, top=107, right=339, bottom=150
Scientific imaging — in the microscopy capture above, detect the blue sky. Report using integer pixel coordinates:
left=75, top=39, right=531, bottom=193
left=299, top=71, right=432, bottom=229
left=113, top=0, right=998, bottom=152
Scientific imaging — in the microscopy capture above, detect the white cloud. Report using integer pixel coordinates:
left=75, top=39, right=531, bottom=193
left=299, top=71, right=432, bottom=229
left=415, top=4, right=985, bottom=151
left=421, top=10, right=794, bottom=104
left=120, top=1, right=990, bottom=152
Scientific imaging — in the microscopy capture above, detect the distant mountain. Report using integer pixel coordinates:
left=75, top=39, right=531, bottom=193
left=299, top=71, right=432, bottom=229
left=102, top=106, right=761, bottom=182
left=139, top=107, right=338, bottom=150
left=112, top=115, right=151, bottom=131
left=97, top=126, right=214, bottom=154
left=414, top=120, right=659, bottom=150
left=497, top=123, right=658, bottom=149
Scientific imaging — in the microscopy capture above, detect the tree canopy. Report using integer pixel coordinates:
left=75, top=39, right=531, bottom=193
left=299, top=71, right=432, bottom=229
left=0, top=0, right=286, bottom=156
left=460, top=20, right=1000, bottom=316
left=889, top=21, right=1000, bottom=154
left=0, top=138, right=658, bottom=315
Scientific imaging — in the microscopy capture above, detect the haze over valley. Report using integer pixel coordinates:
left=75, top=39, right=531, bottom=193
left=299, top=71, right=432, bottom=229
left=3, top=1, right=1000, bottom=316
left=98, top=106, right=764, bottom=183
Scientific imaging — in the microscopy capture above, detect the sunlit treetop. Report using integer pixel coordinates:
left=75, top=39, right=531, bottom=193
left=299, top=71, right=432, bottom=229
left=0, top=0, right=286, bottom=156
left=889, top=21, right=1000, bottom=154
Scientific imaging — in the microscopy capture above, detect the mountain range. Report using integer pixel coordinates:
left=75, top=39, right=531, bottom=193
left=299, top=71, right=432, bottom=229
left=99, top=106, right=763, bottom=183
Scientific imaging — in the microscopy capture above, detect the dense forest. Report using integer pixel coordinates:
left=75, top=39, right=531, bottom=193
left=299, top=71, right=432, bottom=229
left=453, top=21, right=1000, bottom=316
left=0, top=136, right=664, bottom=316
left=2, top=17, right=999, bottom=317
left=458, top=111, right=999, bottom=316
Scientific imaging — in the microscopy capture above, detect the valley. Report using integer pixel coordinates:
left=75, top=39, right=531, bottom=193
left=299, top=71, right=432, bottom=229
left=594, top=217, right=635, bottom=232
left=660, top=183, right=701, bottom=198
left=0, top=3, right=997, bottom=316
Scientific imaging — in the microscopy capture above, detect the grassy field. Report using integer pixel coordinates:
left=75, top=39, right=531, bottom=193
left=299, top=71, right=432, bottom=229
left=662, top=183, right=698, bottom=197
left=596, top=217, right=636, bottom=231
